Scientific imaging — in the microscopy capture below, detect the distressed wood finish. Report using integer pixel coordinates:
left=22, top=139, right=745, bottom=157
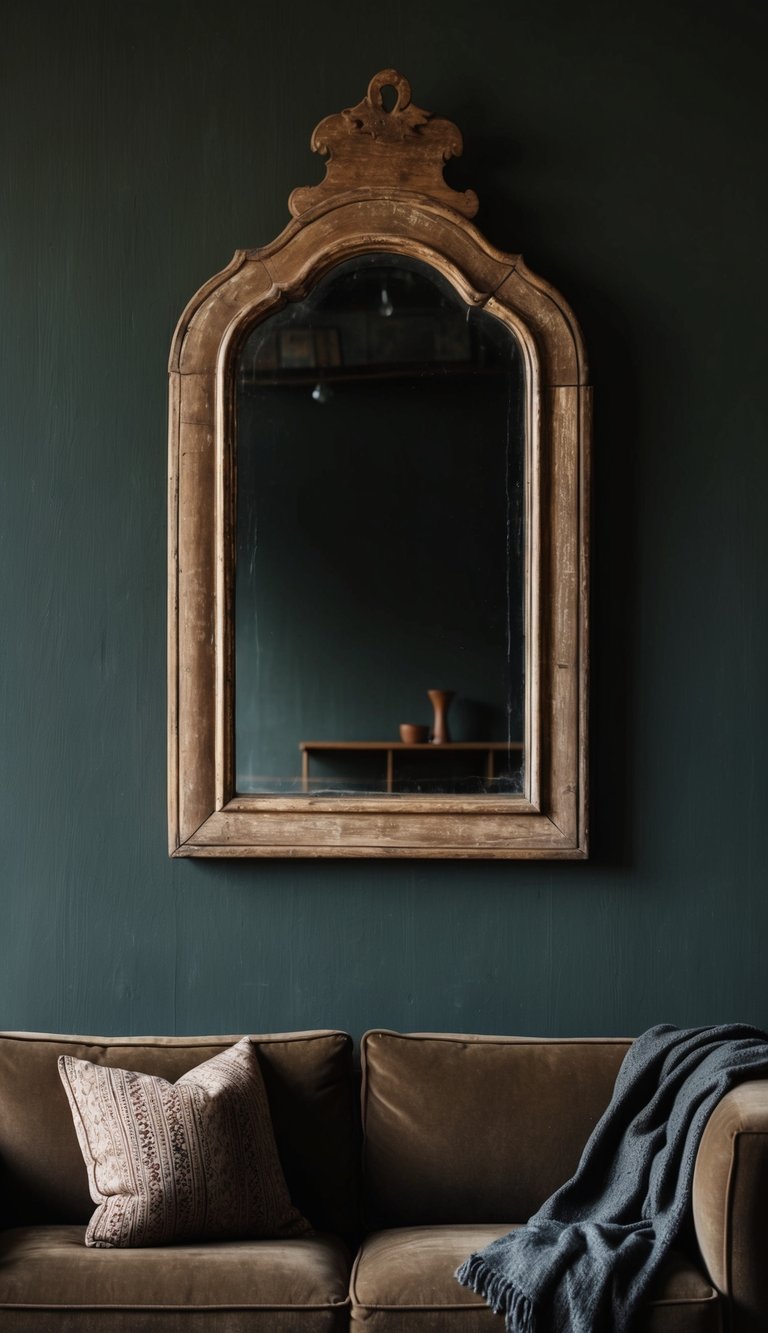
left=168, top=71, right=590, bottom=858
left=289, top=70, right=478, bottom=221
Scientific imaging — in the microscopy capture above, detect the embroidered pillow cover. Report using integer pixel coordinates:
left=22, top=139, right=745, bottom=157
left=58, top=1037, right=311, bottom=1247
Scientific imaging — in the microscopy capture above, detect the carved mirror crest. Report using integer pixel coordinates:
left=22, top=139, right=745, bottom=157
left=168, top=70, right=590, bottom=858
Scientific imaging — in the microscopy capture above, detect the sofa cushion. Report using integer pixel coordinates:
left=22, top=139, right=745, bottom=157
left=360, top=1030, right=629, bottom=1226
left=350, top=1226, right=722, bottom=1333
left=0, top=1225, right=350, bottom=1332
left=0, top=1030, right=358, bottom=1239
left=58, top=1038, right=310, bottom=1247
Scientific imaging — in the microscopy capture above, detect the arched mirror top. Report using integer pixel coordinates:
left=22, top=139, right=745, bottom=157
left=168, top=70, right=590, bottom=859
left=169, top=69, right=586, bottom=387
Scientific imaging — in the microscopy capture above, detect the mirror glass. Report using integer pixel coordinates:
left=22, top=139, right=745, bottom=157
left=234, top=254, right=525, bottom=797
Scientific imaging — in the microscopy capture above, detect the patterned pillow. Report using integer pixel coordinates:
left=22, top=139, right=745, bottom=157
left=58, top=1037, right=311, bottom=1247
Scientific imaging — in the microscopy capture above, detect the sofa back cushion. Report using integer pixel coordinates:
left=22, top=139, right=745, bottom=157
left=361, top=1030, right=630, bottom=1226
left=0, top=1030, right=358, bottom=1237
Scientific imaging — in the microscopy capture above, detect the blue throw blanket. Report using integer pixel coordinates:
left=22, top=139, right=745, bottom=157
left=456, top=1023, right=768, bottom=1333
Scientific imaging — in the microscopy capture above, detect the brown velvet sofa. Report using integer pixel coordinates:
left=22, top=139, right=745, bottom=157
left=0, top=1028, right=766, bottom=1332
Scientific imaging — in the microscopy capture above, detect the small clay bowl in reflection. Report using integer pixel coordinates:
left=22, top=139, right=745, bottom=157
left=399, top=724, right=429, bottom=744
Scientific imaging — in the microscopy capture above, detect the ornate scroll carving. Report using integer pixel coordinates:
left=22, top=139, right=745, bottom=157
left=289, top=69, right=479, bottom=219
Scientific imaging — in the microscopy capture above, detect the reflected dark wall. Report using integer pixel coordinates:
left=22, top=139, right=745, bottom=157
left=235, top=260, right=524, bottom=791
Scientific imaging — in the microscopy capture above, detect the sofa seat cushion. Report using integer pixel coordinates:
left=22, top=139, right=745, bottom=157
left=0, top=1226, right=350, bottom=1331
left=350, top=1226, right=722, bottom=1333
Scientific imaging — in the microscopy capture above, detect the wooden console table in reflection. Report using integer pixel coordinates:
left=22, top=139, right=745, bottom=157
left=299, top=741, right=523, bottom=793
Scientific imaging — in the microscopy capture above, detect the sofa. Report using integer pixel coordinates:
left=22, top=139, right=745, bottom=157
left=0, top=1028, right=766, bottom=1332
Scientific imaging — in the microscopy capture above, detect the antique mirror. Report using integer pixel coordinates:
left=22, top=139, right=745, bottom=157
left=168, top=70, right=589, bottom=858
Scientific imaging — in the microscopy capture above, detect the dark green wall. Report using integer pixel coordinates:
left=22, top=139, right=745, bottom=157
left=2, top=0, right=766, bottom=1039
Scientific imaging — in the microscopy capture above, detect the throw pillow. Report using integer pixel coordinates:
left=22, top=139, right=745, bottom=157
left=58, top=1037, right=311, bottom=1247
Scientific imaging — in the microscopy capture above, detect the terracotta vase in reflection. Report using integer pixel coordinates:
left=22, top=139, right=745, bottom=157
left=428, top=689, right=454, bottom=744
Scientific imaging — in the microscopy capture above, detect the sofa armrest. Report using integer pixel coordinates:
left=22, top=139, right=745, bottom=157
left=692, top=1078, right=768, bottom=1333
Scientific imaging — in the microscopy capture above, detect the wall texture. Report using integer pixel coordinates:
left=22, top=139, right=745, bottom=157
left=1, top=0, right=766, bottom=1039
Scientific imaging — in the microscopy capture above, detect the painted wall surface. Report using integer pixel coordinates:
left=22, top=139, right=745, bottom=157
left=1, top=0, right=766, bottom=1040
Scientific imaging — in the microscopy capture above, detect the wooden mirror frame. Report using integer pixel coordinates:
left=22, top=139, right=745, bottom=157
left=168, top=70, right=590, bottom=859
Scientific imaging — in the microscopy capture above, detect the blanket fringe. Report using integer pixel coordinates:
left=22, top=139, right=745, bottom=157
left=455, top=1254, right=536, bottom=1333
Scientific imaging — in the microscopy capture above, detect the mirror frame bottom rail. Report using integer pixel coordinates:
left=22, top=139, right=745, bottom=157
left=174, top=798, right=585, bottom=859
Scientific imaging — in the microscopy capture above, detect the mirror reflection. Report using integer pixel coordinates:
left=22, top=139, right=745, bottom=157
left=235, top=254, right=525, bottom=796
